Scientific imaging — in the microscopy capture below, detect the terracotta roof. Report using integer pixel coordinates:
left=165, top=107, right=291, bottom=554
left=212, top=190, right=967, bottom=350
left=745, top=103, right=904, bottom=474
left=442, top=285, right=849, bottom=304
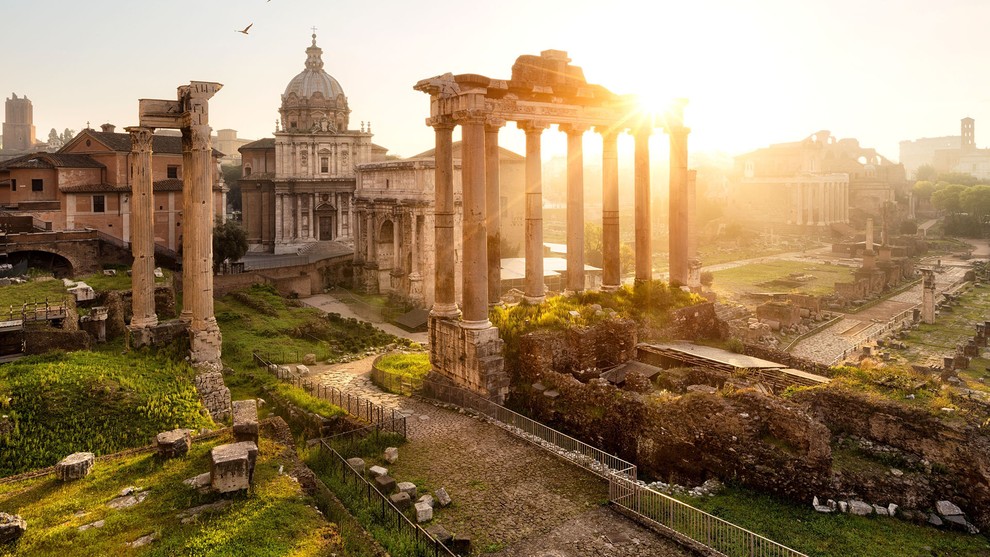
left=239, top=138, right=275, bottom=150
left=0, top=152, right=104, bottom=170
left=72, top=130, right=224, bottom=157
left=59, top=183, right=128, bottom=193
left=153, top=179, right=183, bottom=192
left=411, top=141, right=524, bottom=161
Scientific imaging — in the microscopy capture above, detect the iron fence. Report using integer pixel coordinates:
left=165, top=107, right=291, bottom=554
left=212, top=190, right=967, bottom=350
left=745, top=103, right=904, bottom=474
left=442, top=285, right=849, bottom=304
left=319, top=440, right=457, bottom=557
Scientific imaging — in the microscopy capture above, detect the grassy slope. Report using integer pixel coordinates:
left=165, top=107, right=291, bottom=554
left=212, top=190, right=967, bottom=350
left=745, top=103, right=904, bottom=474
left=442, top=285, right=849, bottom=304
left=375, top=353, right=430, bottom=380
left=0, top=434, right=339, bottom=557
left=0, top=350, right=214, bottom=476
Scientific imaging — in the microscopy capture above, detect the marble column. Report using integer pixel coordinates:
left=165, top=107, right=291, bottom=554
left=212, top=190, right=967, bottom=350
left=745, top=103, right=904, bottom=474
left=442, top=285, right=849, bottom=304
left=668, top=124, right=691, bottom=286
left=127, top=126, right=157, bottom=330
left=295, top=195, right=303, bottom=239
left=409, top=211, right=420, bottom=276
left=633, top=126, right=652, bottom=284
left=599, top=129, right=620, bottom=290
left=485, top=120, right=504, bottom=306
left=352, top=209, right=364, bottom=265
left=519, top=121, right=548, bottom=304
left=392, top=212, right=400, bottom=272
left=309, top=193, right=315, bottom=239
left=816, top=182, right=825, bottom=226
left=460, top=114, right=490, bottom=327
left=274, top=194, right=283, bottom=243
left=794, top=183, right=803, bottom=225
left=431, top=120, right=458, bottom=317
left=561, top=124, right=586, bottom=293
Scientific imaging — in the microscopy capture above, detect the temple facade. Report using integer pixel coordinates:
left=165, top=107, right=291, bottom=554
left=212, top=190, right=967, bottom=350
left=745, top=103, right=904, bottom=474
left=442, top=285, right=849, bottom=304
left=239, top=34, right=388, bottom=254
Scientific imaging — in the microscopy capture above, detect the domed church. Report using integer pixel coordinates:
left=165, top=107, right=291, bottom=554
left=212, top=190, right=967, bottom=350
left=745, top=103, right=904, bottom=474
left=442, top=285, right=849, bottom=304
left=238, top=33, right=388, bottom=254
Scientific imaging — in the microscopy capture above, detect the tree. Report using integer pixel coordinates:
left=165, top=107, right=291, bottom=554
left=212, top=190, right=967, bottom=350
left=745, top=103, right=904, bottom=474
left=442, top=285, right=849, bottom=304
left=931, top=184, right=967, bottom=214
left=912, top=180, right=936, bottom=203
left=936, top=172, right=979, bottom=186
left=584, top=222, right=603, bottom=267
left=46, top=128, right=62, bottom=151
left=915, top=164, right=937, bottom=182
left=213, top=218, right=248, bottom=273
left=221, top=164, right=243, bottom=212
left=60, top=128, right=74, bottom=144
left=960, top=185, right=990, bottom=219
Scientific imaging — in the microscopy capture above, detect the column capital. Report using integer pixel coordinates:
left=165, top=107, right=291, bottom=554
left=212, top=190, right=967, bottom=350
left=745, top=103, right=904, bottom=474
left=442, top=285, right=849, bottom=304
left=517, top=120, right=550, bottom=135
left=559, top=123, right=589, bottom=136
left=594, top=126, right=620, bottom=141
left=452, top=108, right=488, bottom=125
left=427, top=115, right=456, bottom=130
left=485, top=117, right=506, bottom=131
left=628, top=124, right=654, bottom=139
left=126, top=126, right=155, bottom=152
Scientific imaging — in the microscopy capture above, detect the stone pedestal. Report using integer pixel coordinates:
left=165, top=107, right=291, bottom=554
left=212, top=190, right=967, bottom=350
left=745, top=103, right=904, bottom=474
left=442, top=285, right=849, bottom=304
left=210, top=441, right=258, bottom=493
left=429, top=316, right=508, bottom=402
left=232, top=399, right=259, bottom=444
left=56, top=452, right=95, bottom=481
left=155, top=428, right=193, bottom=459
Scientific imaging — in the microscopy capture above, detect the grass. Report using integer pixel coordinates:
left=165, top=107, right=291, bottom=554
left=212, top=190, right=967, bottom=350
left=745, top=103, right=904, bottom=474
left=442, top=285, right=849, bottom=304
left=0, top=433, right=343, bottom=557
left=0, top=276, right=68, bottom=311
left=675, top=486, right=990, bottom=557
left=712, top=260, right=856, bottom=304
left=375, top=353, right=430, bottom=380
left=0, top=350, right=214, bottom=476
left=76, top=268, right=169, bottom=293
left=272, top=382, right=346, bottom=419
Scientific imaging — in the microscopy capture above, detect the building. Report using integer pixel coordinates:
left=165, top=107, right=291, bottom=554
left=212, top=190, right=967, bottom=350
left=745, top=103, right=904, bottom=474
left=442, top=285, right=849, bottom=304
left=0, top=124, right=225, bottom=252
left=731, top=130, right=904, bottom=230
left=0, top=93, right=41, bottom=161
left=899, top=134, right=960, bottom=179
left=238, top=33, right=388, bottom=254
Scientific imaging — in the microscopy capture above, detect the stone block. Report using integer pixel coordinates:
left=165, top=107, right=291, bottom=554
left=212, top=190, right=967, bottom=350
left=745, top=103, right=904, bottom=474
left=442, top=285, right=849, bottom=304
left=389, top=491, right=411, bottom=510
left=384, top=446, right=399, bottom=464
left=417, top=494, right=435, bottom=508
left=182, top=472, right=212, bottom=492
left=155, top=428, right=192, bottom=459
left=426, top=524, right=451, bottom=544
left=414, top=501, right=433, bottom=523
left=55, top=452, right=95, bottom=481
left=232, top=400, right=259, bottom=444
left=210, top=441, right=258, bottom=493
left=295, top=364, right=310, bottom=375
left=397, top=481, right=416, bottom=498
left=303, top=353, right=317, bottom=365
left=368, top=465, right=388, bottom=478
left=936, top=500, right=964, bottom=517
left=346, top=457, right=365, bottom=475
left=374, top=475, right=397, bottom=494
left=435, top=487, right=452, bottom=507
left=873, top=504, right=888, bottom=516
left=0, top=512, right=26, bottom=544
left=450, top=534, right=472, bottom=554
left=847, top=500, right=872, bottom=516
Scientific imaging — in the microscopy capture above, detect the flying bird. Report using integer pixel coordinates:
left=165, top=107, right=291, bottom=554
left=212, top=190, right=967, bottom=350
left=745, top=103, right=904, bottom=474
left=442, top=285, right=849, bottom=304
left=236, top=23, right=253, bottom=35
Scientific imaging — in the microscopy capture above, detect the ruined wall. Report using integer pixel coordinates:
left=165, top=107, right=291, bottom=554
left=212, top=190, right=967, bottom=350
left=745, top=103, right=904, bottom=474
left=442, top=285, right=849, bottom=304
left=655, top=302, right=729, bottom=340
left=516, top=319, right=638, bottom=382
left=741, top=343, right=833, bottom=377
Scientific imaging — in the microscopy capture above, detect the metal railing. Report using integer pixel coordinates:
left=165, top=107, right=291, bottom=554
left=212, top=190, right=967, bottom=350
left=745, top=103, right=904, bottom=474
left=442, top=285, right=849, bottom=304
left=319, top=441, right=456, bottom=557
left=1, top=298, right=68, bottom=323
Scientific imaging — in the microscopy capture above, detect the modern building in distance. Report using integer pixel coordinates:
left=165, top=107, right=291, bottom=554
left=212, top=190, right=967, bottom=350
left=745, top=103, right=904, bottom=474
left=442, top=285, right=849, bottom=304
left=899, top=118, right=990, bottom=181
left=899, top=134, right=960, bottom=179
left=238, top=33, right=388, bottom=254
left=0, top=93, right=42, bottom=162
left=730, top=130, right=904, bottom=231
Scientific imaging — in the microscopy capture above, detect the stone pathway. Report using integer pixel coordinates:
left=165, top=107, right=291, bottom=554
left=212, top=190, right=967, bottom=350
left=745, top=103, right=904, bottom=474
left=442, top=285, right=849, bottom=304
left=310, top=357, right=691, bottom=556
left=300, top=293, right=429, bottom=344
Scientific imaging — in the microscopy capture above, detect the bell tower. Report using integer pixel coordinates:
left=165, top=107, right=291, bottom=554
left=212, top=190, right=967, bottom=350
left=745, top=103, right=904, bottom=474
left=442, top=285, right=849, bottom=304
left=2, top=93, right=36, bottom=152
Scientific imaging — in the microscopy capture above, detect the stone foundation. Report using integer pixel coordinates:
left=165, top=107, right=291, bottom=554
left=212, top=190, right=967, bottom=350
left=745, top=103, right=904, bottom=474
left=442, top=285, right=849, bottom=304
left=195, top=370, right=232, bottom=422
left=189, top=318, right=223, bottom=370
left=128, top=319, right=186, bottom=349
left=429, top=316, right=508, bottom=403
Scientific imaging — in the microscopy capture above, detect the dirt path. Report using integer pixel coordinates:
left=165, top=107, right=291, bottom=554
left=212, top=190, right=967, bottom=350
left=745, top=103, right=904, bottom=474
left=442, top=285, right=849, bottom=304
left=299, top=293, right=429, bottom=345
left=310, top=357, right=692, bottom=556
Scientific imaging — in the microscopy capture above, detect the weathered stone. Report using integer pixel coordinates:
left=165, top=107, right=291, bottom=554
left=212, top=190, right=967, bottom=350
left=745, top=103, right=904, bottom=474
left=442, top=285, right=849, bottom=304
left=107, top=489, right=149, bottom=509
left=126, top=532, right=157, bottom=548
left=210, top=441, right=258, bottom=493
left=888, top=503, right=899, bottom=517
left=295, top=364, right=310, bottom=375
left=389, top=491, right=412, bottom=510
left=375, top=475, right=397, bottom=494
left=838, top=501, right=848, bottom=513
left=0, top=512, right=26, bottom=544
left=415, top=501, right=433, bottom=523
left=450, top=534, right=472, bottom=554
left=177, top=499, right=233, bottom=524
left=848, top=500, right=873, bottom=516
left=397, top=481, right=417, bottom=498
left=368, top=465, right=388, bottom=478
left=936, top=500, right=964, bottom=517
left=303, top=353, right=317, bottom=365
left=194, top=371, right=231, bottom=422
left=384, top=446, right=399, bottom=464
left=435, top=487, right=452, bottom=507
left=929, top=513, right=944, bottom=527
left=942, top=514, right=980, bottom=534
left=232, top=399, right=259, bottom=444
left=426, top=524, right=452, bottom=544
left=78, top=519, right=104, bottom=532
left=873, top=504, right=888, bottom=516
left=182, top=472, right=212, bottom=492
left=346, top=457, right=365, bottom=475
left=55, top=452, right=95, bottom=481
left=155, top=428, right=192, bottom=458
left=417, top=494, right=435, bottom=508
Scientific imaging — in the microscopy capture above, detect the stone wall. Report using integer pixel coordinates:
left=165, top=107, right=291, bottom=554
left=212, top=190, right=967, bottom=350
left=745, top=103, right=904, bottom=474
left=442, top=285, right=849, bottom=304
left=740, top=342, right=833, bottom=376
left=429, top=317, right=508, bottom=402
left=517, top=319, right=638, bottom=382
left=264, top=386, right=356, bottom=439
left=656, top=302, right=729, bottom=340
left=23, top=329, right=90, bottom=355
left=194, top=370, right=231, bottom=422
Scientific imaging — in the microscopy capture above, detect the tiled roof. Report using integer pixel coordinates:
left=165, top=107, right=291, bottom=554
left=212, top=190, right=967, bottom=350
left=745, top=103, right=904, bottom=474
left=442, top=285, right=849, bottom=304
left=59, top=183, right=129, bottom=193
left=73, top=130, right=224, bottom=157
left=239, top=138, right=275, bottom=150
left=153, top=179, right=183, bottom=192
left=0, top=152, right=104, bottom=170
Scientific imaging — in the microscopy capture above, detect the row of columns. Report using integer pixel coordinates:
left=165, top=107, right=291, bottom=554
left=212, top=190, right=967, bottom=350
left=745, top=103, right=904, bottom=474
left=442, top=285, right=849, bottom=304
left=790, top=181, right=849, bottom=225
left=273, top=191, right=349, bottom=242
left=431, top=114, right=683, bottom=325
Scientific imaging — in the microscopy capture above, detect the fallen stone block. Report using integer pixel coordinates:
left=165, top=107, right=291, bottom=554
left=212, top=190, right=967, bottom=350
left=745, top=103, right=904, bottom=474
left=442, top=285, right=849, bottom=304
left=56, top=452, right=95, bottom=481
left=435, top=487, right=452, bottom=507
left=232, top=400, right=259, bottom=444
left=943, top=514, right=980, bottom=534
left=450, top=534, right=471, bottom=554
left=155, top=428, right=192, bottom=459
left=303, top=353, right=317, bottom=365
left=929, top=513, right=944, bottom=527
left=107, top=489, right=150, bottom=510
left=176, top=500, right=233, bottom=524
left=426, top=524, right=451, bottom=544
left=848, top=500, right=872, bottom=516
left=389, top=491, right=411, bottom=510
left=374, top=475, right=397, bottom=494
left=0, top=512, right=26, bottom=544
left=210, top=441, right=259, bottom=493
left=346, top=457, right=366, bottom=475
left=873, top=504, right=888, bottom=516
left=295, top=364, right=310, bottom=375
left=182, top=472, right=212, bottom=492
left=126, top=532, right=157, bottom=548
left=368, top=465, right=388, bottom=478
left=78, top=519, right=104, bottom=532
left=418, top=494, right=435, bottom=508
left=397, top=481, right=416, bottom=498
left=415, top=501, right=433, bottom=523
left=936, top=500, right=964, bottom=517
left=384, top=446, right=399, bottom=464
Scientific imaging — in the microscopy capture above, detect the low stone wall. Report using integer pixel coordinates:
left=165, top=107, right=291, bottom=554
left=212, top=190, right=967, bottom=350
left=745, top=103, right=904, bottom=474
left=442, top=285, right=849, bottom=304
left=263, top=386, right=355, bottom=439
left=195, top=371, right=232, bottom=423
left=24, top=329, right=90, bottom=355
left=741, top=342, right=833, bottom=377
left=429, top=316, right=508, bottom=403
left=517, top=318, right=638, bottom=381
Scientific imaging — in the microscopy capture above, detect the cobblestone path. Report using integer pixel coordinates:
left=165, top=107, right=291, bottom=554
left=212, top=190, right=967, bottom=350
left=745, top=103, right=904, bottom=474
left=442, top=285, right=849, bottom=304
left=309, top=358, right=692, bottom=556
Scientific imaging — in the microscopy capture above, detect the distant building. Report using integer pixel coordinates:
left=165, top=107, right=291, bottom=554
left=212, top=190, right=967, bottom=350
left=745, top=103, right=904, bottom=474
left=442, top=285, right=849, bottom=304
left=899, top=134, right=960, bottom=179
left=900, top=118, right=990, bottom=181
left=0, top=124, right=225, bottom=252
left=730, top=131, right=904, bottom=231
left=0, top=93, right=42, bottom=161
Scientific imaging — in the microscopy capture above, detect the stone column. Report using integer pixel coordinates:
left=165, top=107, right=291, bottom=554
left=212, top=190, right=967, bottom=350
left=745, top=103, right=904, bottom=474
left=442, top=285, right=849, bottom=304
left=180, top=127, right=194, bottom=323
left=794, top=183, right=803, bottom=225
left=667, top=123, right=690, bottom=286
left=519, top=120, right=548, bottom=304
left=599, top=129, right=620, bottom=290
left=561, top=124, right=586, bottom=293
left=431, top=120, right=458, bottom=317
left=309, top=193, right=315, bottom=239
left=633, top=125, right=652, bottom=284
left=127, top=126, right=158, bottom=331
left=183, top=82, right=223, bottom=369
left=816, top=182, right=825, bottom=226
left=295, top=195, right=303, bottom=239
left=274, top=194, right=283, bottom=243
left=485, top=119, right=504, bottom=305
left=459, top=113, right=490, bottom=327
left=409, top=211, right=420, bottom=275
left=352, top=209, right=364, bottom=265
left=392, top=212, right=401, bottom=272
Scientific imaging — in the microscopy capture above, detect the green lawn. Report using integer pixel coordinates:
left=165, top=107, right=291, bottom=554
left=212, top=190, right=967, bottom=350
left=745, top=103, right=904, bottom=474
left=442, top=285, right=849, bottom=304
left=0, top=433, right=341, bottom=557
left=712, top=260, right=856, bottom=303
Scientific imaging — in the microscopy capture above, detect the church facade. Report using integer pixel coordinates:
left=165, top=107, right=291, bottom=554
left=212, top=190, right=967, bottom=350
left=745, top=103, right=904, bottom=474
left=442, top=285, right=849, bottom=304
left=239, top=34, right=387, bottom=254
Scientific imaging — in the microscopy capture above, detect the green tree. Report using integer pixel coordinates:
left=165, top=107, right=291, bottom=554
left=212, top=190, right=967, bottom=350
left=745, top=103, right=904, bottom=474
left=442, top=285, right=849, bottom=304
left=936, top=172, right=979, bottom=186
left=213, top=218, right=248, bottom=273
left=221, top=164, right=243, bottom=212
left=915, top=164, right=937, bottom=182
left=960, top=185, right=990, bottom=219
left=912, top=180, right=936, bottom=203
left=931, top=184, right=967, bottom=214
left=584, top=222, right=603, bottom=267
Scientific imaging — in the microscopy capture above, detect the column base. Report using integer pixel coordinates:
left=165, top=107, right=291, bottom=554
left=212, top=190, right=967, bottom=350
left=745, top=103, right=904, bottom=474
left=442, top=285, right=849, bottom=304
left=189, top=317, right=223, bottom=371
left=430, top=303, right=461, bottom=320
left=429, top=318, right=508, bottom=403
left=128, top=319, right=187, bottom=349
left=129, top=315, right=159, bottom=330
left=461, top=318, right=492, bottom=330
left=523, top=295, right=545, bottom=305
left=601, top=284, right=621, bottom=292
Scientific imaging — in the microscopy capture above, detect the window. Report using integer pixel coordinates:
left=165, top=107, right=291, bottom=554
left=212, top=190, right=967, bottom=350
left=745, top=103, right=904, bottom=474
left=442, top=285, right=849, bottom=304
left=244, top=166, right=252, bottom=176
left=321, top=157, right=328, bottom=173
left=31, top=179, right=42, bottom=192
left=93, top=195, right=105, bottom=213
left=9, top=179, right=15, bottom=192
left=167, top=166, right=179, bottom=179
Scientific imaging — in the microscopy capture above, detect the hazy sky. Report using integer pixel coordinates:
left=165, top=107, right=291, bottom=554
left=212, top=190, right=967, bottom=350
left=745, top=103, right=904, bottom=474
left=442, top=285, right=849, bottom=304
left=3, top=0, right=989, bottom=163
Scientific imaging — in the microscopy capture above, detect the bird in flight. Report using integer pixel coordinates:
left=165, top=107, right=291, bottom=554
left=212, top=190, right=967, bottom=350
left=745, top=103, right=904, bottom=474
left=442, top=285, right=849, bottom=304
left=236, top=23, right=253, bottom=35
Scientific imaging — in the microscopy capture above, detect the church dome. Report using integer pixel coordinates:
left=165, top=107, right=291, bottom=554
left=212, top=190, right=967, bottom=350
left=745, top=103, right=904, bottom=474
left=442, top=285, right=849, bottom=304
left=279, top=34, right=350, bottom=133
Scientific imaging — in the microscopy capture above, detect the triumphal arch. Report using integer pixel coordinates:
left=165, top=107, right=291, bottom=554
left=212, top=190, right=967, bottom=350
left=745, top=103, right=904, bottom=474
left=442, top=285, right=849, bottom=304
left=415, top=50, right=693, bottom=402
left=128, top=81, right=224, bottom=372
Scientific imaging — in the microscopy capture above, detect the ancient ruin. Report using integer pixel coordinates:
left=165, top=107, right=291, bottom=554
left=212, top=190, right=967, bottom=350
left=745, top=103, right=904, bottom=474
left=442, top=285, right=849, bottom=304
left=415, top=50, right=693, bottom=400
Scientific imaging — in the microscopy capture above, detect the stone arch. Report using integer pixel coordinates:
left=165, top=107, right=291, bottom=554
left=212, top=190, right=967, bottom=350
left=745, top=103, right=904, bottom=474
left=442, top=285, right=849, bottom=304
left=379, top=219, right=394, bottom=243
left=6, top=249, right=78, bottom=278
